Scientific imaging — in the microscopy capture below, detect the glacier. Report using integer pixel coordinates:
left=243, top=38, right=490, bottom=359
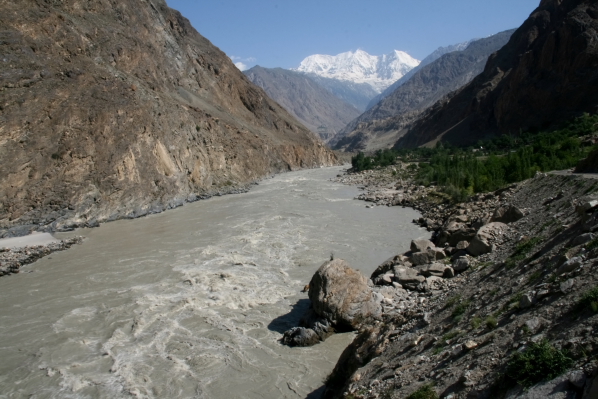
left=292, top=49, right=420, bottom=93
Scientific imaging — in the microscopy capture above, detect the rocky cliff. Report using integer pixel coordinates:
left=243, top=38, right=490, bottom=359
left=0, top=0, right=337, bottom=237
left=244, top=66, right=361, bottom=142
left=396, top=0, right=598, bottom=149
left=323, top=167, right=598, bottom=399
left=331, top=30, right=514, bottom=152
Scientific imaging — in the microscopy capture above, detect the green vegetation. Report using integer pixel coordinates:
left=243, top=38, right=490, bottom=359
left=351, top=149, right=399, bottom=171
left=506, top=237, right=543, bottom=269
left=350, top=114, right=598, bottom=201
left=442, top=330, right=461, bottom=341
left=471, top=317, right=482, bottom=329
left=485, top=316, right=498, bottom=330
left=586, top=237, right=598, bottom=250
left=451, top=300, right=471, bottom=322
left=445, top=294, right=461, bottom=309
left=576, top=286, right=598, bottom=313
left=529, top=270, right=543, bottom=282
left=406, top=384, right=438, bottom=399
left=505, top=340, right=573, bottom=387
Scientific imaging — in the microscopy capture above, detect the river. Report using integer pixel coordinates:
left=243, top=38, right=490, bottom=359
left=0, top=166, right=423, bottom=399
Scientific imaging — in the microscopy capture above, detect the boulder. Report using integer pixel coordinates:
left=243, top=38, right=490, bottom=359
left=309, top=259, right=382, bottom=330
left=417, top=263, right=449, bottom=278
left=455, top=240, right=469, bottom=251
left=410, top=239, right=434, bottom=253
left=519, top=293, right=534, bottom=309
left=491, top=204, right=524, bottom=224
left=447, top=228, right=477, bottom=246
left=556, top=257, right=583, bottom=275
left=467, top=222, right=507, bottom=256
left=576, top=199, right=598, bottom=216
left=452, top=257, right=470, bottom=272
left=443, top=266, right=455, bottom=278
left=436, top=231, right=451, bottom=247
left=410, top=251, right=433, bottom=266
left=428, top=247, right=446, bottom=260
left=373, top=272, right=394, bottom=286
left=524, top=317, right=546, bottom=334
left=370, top=255, right=400, bottom=279
left=281, top=327, right=320, bottom=346
left=560, top=279, right=575, bottom=294
left=393, top=266, right=426, bottom=285
left=571, top=233, right=594, bottom=247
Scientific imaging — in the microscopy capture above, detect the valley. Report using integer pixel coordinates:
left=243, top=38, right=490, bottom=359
left=2, top=0, right=598, bottom=398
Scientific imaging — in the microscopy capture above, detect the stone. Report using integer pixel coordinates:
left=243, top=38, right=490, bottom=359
left=491, top=204, right=524, bottom=224
left=447, top=228, right=477, bottom=246
left=524, top=317, right=545, bottom=334
left=370, top=255, right=399, bottom=279
left=417, top=263, right=448, bottom=277
left=576, top=199, right=598, bottom=216
left=560, top=279, right=575, bottom=294
left=556, top=257, right=582, bottom=275
left=464, top=340, right=478, bottom=350
left=410, top=251, right=433, bottom=266
left=467, top=222, right=507, bottom=256
left=455, top=240, right=469, bottom=250
left=519, top=294, right=534, bottom=309
left=309, top=259, right=381, bottom=330
left=427, top=247, right=446, bottom=260
left=571, top=233, right=594, bottom=247
left=452, top=257, right=470, bottom=272
left=281, top=327, right=320, bottom=346
left=393, top=266, right=426, bottom=285
left=374, top=273, right=394, bottom=286
left=436, top=231, right=450, bottom=247
left=568, top=370, right=586, bottom=389
left=410, top=239, right=435, bottom=253
left=443, top=267, right=455, bottom=278
left=426, top=275, right=444, bottom=285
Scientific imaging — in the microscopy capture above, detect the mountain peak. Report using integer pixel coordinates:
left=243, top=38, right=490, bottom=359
left=292, top=49, right=420, bottom=92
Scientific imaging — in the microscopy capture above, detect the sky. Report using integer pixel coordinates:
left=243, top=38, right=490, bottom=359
left=165, top=0, right=541, bottom=71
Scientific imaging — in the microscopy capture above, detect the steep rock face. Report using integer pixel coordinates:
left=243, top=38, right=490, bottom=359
left=396, top=0, right=598, bottom=149
left=0, top=0, right=337, bottom=237
left=244, top=66, right=361, bottom=142
left=332, top=30, right=514, bottom=152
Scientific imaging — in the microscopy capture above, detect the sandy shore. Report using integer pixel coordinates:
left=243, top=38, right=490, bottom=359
left=0, top=232, right=61, bottom=249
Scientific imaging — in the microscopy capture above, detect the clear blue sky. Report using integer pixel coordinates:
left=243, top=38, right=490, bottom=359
left=166, top=0, right=540, bottom=70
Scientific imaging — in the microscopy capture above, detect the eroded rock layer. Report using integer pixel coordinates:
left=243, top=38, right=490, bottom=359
left=0, top=0, right=337, bottom=236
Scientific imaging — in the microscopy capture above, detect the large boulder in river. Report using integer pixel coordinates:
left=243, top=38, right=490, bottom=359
left=309, top=259, right=382, bottom=330
left=281, top=259, right=382, bottom=346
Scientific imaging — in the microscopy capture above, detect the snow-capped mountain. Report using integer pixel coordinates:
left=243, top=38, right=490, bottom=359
left=292, top=49, right=420, bottom=93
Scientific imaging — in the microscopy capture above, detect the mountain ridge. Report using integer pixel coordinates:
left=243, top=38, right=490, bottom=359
left=244, top=66, right=362, bottom=142
left=395, top=0, right=598, bottom=149
left=0, top=0, right=337, bottom=237
left=331, top=30, right=515, bottom=152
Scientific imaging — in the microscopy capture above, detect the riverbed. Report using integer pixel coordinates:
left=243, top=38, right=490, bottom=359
left=0, top=166, right=423, bottom=399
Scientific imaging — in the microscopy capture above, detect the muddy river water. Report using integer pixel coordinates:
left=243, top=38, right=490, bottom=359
left=0, top=166, right=423, bottom=399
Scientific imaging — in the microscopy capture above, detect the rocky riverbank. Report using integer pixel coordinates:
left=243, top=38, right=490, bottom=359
left=292, top=165, right=598, bottom=398
left=0, top=237, right=83, bottom=276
